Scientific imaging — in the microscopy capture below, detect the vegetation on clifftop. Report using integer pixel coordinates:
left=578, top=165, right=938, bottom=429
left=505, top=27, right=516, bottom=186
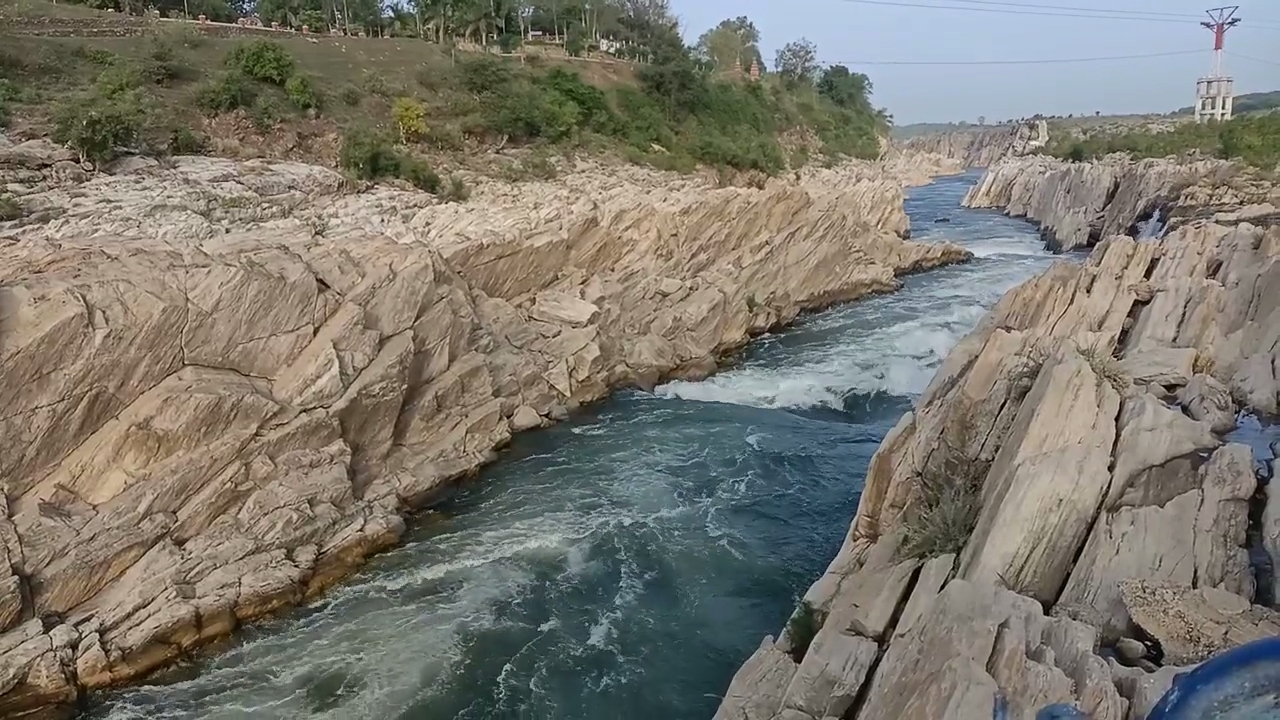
left=1, top=0, right=890, bottom=181
left=1047, top=114, right=1280, bottom=170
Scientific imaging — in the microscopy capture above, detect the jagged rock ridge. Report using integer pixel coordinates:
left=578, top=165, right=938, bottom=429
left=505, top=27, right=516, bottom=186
left=899, top=121, right=1049, bottom=169
left=959, top=153, right=1272, bottom=253
left=714, top=157, right=1280, bottom=720
left=0, top=141, right=971, bottom=718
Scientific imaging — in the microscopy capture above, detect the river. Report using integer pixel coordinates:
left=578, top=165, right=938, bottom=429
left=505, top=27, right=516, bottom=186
left=84, top=171, right=1057, bottom=720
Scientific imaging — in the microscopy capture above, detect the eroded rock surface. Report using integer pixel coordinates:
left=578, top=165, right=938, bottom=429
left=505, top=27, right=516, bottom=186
left=0, top=147, right=970, bottom=716
left=962, top=153, right=1230, bottom=252
left=714, top=158, right=1279, bottom=720
left=899, top=121, right=1049, bottom=168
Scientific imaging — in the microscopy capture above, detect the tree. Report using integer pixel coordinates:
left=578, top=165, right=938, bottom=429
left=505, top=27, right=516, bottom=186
left=977, top=115, right=985, bottom=125
left=695, top=16, right=762, bottom=70
left=775, top=38, right=818, bottom=84
left=816, top=65, right=872, bottom=113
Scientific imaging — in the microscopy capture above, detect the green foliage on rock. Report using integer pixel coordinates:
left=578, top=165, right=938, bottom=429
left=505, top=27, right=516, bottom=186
left=785, top=600, right=820, bottom=661
left=52, top=92, right=143, bottom=165
left=899, top=433, right=991, bottom=561
left=0, top=195, right=21, bottom=221
left=1049, top=115, right=1280, bottom=170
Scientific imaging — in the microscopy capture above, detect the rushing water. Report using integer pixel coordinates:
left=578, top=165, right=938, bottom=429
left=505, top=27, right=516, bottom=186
left=85, top=171, right=1056, bottom=720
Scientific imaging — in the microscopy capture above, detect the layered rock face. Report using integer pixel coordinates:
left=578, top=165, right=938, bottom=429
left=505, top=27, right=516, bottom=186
left=900, top=120, right=1048, bottom=169
left=0, top=140, right=969, bottom=718
left=714, top=161, right=1280, bottom=719
left=962, top=153, right=1236, bottom=252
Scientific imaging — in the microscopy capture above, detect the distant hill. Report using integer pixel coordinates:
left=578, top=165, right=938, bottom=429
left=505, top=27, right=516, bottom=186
left=1173, top=90, right=1280, bottom=117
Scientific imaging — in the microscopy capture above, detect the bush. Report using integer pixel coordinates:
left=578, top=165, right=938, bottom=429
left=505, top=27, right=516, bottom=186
left=784, top=601, right=819, bottom=662
left=0, top=195, right=20, bottom=221
left=339, top=85, right=362, bottom=106
left=285, top=74, right=322, bottom=111
left=398, top=155, right=441, bottom=193
left=339, top=128, right=405, bottom=181
left=167, top=125, right=208, bottom=155
left=458, top=57, right=512, bottom=96
left=898, top=433, right=990, bottom=560
left=250, top=96, right=283, bottom=131
left=392, top=96, right=428, bottom=143
left=195, top=72, right=257, bottom=113
left=95, top=64, right=145, bottom=98
left=52, top=94, right=142, bottom=165
left=225, top=40, right=294, bottom=85
left=339, top=128, right=452, bottom=196
left=361, top=71, right=391, bottom=97
left=439, top=174, right=471, bottom=203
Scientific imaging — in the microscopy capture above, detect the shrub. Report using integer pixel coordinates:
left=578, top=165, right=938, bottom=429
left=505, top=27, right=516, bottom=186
left=392, top=96, right=428, bottom=143
left=0, top=100, right=7, bottom=128
left=361, top=71, right=391, bottom=97
left=439, top=174, right=470, bottom=203
left=458, top=56, right=512, bottom=96
left=225, top=40, right=294, bottom=85
left=285, top=74, right=322, bottom=110
left=195, top=72, right=256, bottom=113
left=95, top=64, right=145, bottom=98
left=339, top=128, right=451, bottom=196
left=339, top=128, right=405, bottom=181
left=399, top=155, right=441, bottom=193
left=0, top=195, right=20, bottom=221
left=250, top=96, right=283, bottom=131
left=0, top=79, right=20, bottom=102
left=565, top=26, right=587, bottom=57
left=167, top=125, right=208, bottom=155
left=784, top=600, right=819, bottom=662
left=498, top=32, right=522, bottom=54
left=339, top=85, right=362, bottom=106
left=898, top=432, right=990, bottom=560
left=52, top=94, right=142, bottom=165
left=77, top=46, right=119, bottom=66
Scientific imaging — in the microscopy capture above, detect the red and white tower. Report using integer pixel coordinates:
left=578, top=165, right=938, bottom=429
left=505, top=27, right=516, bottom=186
left=1195, top=6, right=1240, bottom=123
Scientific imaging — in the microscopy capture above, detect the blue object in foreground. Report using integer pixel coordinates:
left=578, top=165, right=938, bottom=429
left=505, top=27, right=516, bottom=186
left=995, top=637, right=1280, bottom=719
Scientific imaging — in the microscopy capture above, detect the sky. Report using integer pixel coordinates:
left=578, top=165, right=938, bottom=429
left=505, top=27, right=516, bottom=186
left=671, top=0, right=1280, bottom=124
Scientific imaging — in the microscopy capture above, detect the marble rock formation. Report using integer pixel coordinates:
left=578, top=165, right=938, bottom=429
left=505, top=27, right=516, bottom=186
left=0, top=142, right=969, bottom=717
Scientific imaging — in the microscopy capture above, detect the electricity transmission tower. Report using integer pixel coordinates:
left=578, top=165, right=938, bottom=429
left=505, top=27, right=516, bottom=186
left=1194, top=6, right=1240, bottom=123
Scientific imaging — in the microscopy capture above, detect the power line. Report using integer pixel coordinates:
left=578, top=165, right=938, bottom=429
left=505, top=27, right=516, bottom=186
left=1227, top=51, right=1280, bottom=67
left=835, top=0, right=1280, bottom=27
left=831, top=50, right=1203, bottom=66
left=834, top=0, right=1204, bottom=24
left=934, top=0, right=1206, bottom=20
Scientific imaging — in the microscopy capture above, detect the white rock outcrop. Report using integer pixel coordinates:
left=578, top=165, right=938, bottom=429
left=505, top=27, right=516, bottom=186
left=962, top=153, right=1232, bottom=252
left=0, top=145, right=970, bottom=717
left=714, top=157, right=1279, bottom=720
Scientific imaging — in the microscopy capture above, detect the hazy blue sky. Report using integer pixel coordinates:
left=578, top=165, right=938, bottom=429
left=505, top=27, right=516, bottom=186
left=671, top=0, right=1280, bottom=124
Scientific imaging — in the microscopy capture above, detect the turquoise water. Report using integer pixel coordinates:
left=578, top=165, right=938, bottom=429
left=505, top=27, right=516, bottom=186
left=85, top=172, right=1054, bottom=720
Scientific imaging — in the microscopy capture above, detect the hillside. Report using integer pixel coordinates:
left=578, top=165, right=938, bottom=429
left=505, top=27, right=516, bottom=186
left=0, top=0, right=890, bottom=199
left=1176, top=89, right=1280, bottom=116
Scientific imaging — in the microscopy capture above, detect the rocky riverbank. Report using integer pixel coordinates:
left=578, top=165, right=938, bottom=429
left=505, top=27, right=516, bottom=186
left=713, top=157, right=1279, bottom=720
left=899, top=121, right=1049, bottom=169
left=960, top=153, right=1257, bottom=252
left=0, top=138, right=970, bottom=718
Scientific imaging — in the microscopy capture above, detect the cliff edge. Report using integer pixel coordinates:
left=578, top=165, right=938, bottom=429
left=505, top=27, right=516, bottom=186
left=714, top=157, right=1279, bottom=720
left=900, top=121, right=1049, bottom=169
left=0, top=140, right=969, bottom=718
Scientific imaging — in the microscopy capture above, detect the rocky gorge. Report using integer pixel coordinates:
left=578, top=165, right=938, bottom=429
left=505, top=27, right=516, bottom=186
left=900, top=121, right=1050, bottom=170
left=713, top=152, right=1280, bottom=719
left=0, top=135, right=973, bottom=718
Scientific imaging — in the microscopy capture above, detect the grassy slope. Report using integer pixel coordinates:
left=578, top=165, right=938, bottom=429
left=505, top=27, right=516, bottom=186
left=0, top=0, right=885, bottom=187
